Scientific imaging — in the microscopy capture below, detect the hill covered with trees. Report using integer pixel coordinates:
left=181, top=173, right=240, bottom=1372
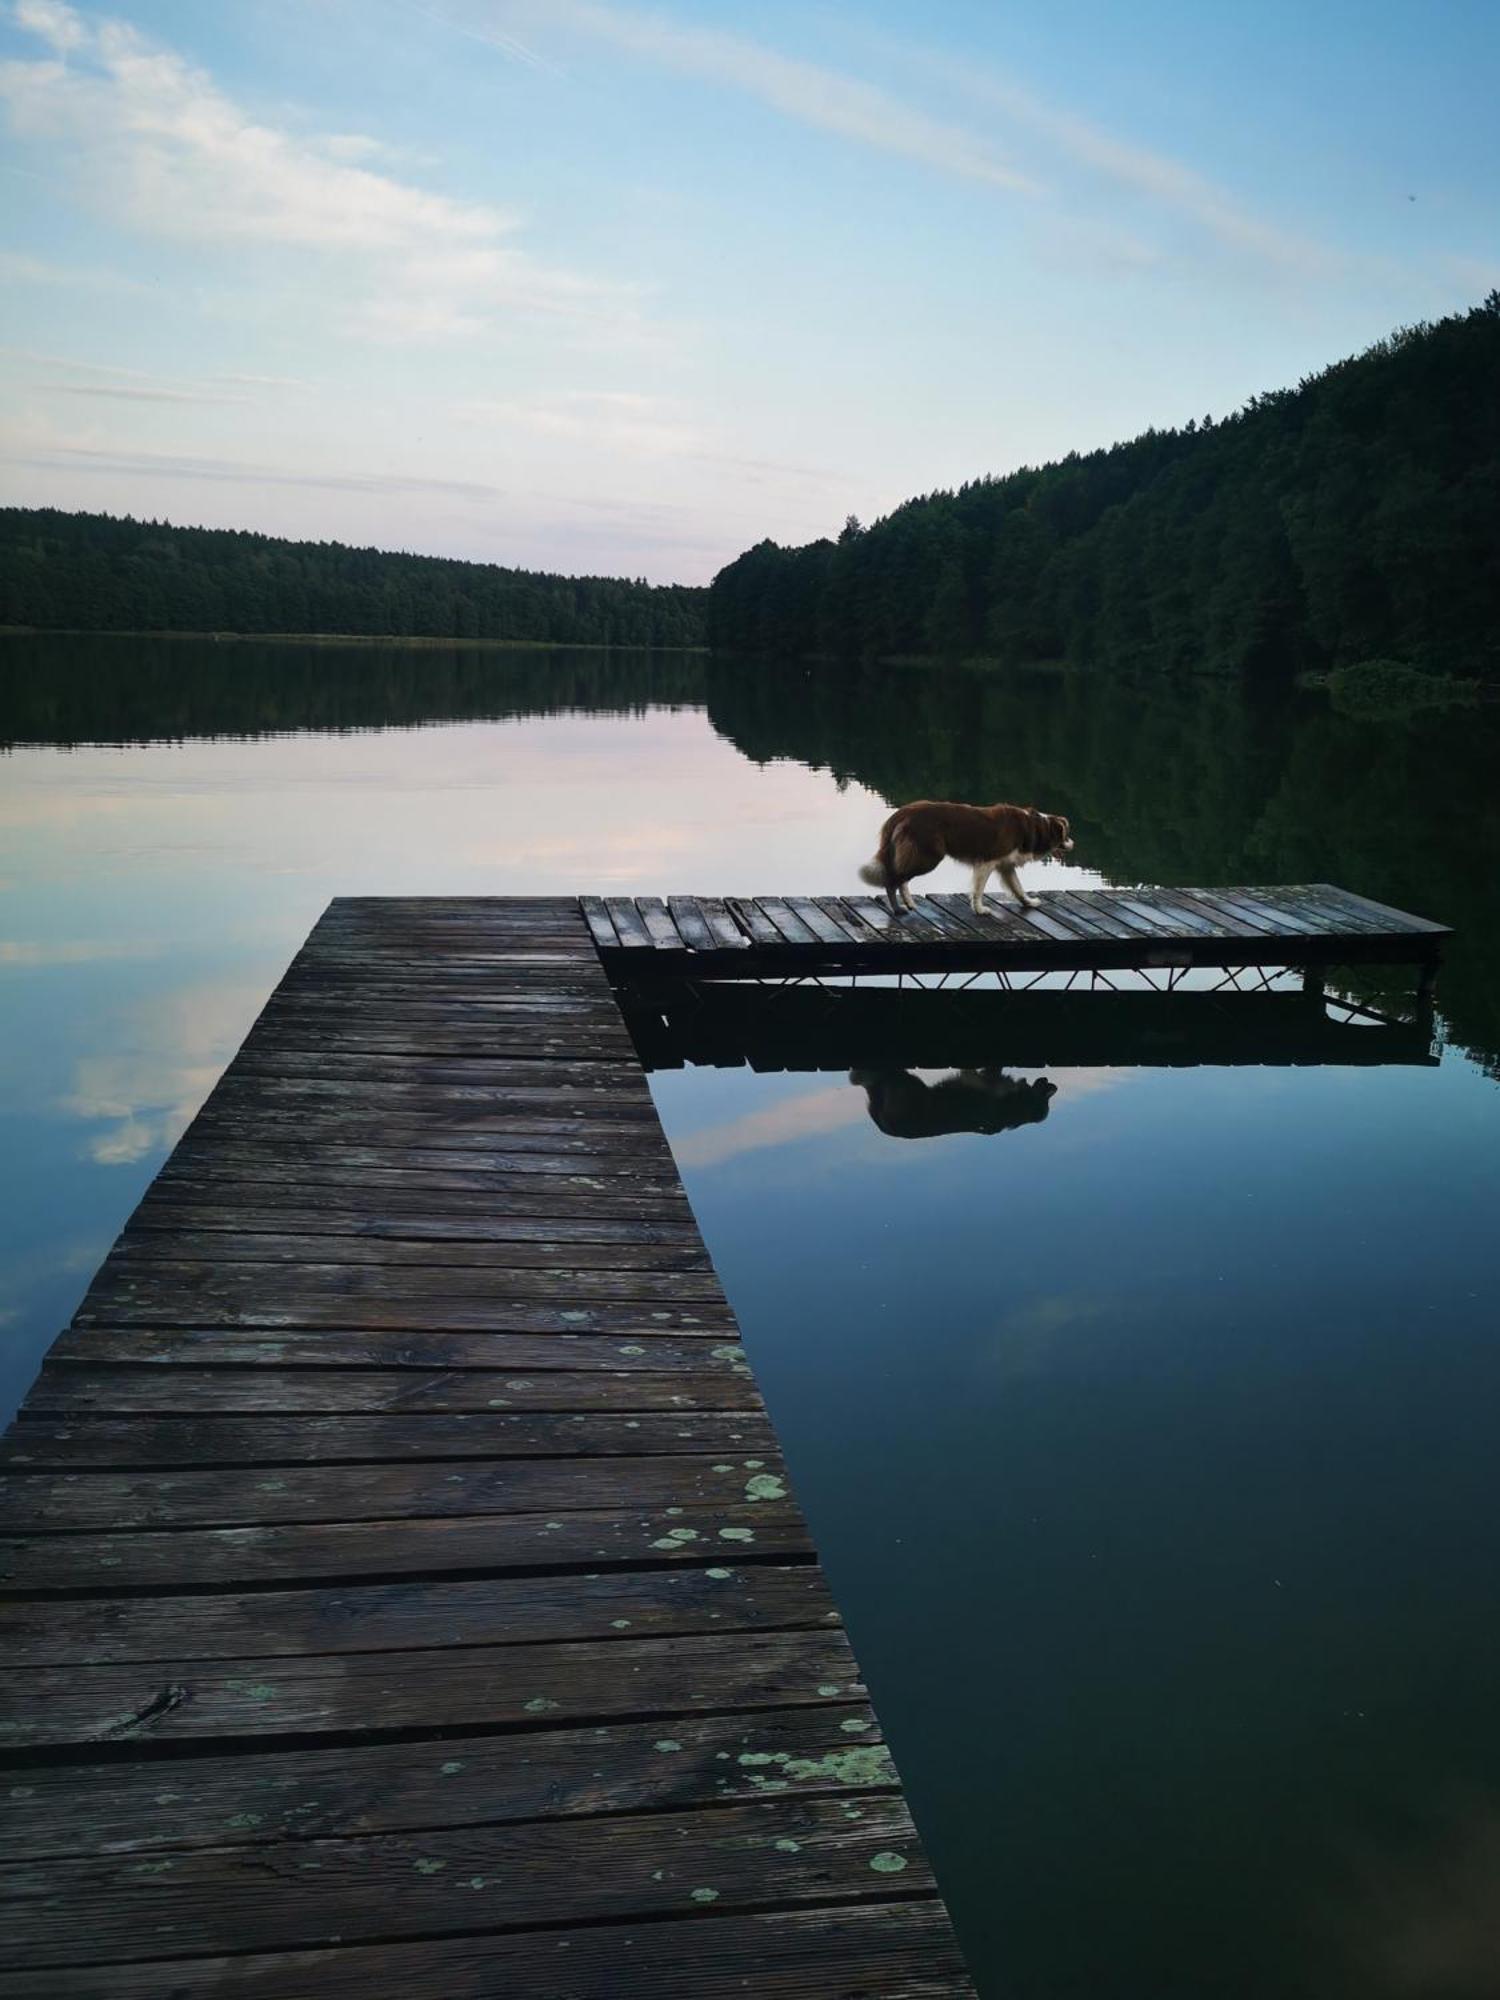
left=709, top=295, right=1500, bottom=681
left=0, top=509, right=706, bottom=649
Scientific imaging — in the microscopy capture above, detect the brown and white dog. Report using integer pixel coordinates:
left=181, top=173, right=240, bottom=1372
left=858, top=800, right=1075, bottom=915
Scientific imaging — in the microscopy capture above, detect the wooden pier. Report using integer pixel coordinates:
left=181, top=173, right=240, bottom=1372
left=0, top=882, right=1447, bottom=1993
left=584, top=882, right=1447, bottom=982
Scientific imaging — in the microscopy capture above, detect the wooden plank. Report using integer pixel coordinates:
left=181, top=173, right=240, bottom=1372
left=5, top=1901, right=973, bottom=2000
left=0, top=1796, right=930, bottom=1970
left=1, top=1410, right=780, bottom=1468
left=1149, top=888, right=1267, bottom=939
left=722, top=895, right=782, bottom=946
left=635, top=896, right=686, bottom=949
left=602, top=897, right=656, bottom=949
left=0, top=1500, right=808, bottom=1587
left=75, top=1264, right=731, bottom=1327
left=5, top=1563, right=839, bottom=1666
left=578, top=893, right=621, bottom=951
left=227, top=1052, right=649, bottom=1089
left=0, top=1625, right=863, bottom=1746
left=45, top=1327, right=747, bottom=1368
left=695, top=896, right=751, bottom=950
left=1180, top=887, right=1309, bottom=936
left=843, top=894, right=949, bottom=946
left=0, top=1447, right=787, bottom=1533
left=124, top=1203, right=703, bottom=1247
left=756, top=897, right=821, bottom=947
left=2, top=1704, right=892, bottom=1857
left=19, top=1368, right=760, bottom=1415
left=1026, top=891, right=1137, bottom=941
left=1311, top=881, right=1449, bottom=935
left=109, top=1230, right=713, bottom=1272
left=783, top=897, right=857, bottom=948
left=666, top=896, right=720, bottom=953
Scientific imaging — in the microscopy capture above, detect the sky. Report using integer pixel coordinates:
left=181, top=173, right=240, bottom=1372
left=0, top=0, right=1496, bottom=584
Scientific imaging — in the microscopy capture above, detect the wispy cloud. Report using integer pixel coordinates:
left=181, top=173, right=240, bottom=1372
left=520, top=0, right=1037, bottom=194
left=514, top=2, right=1354, bottom=282
left=0, top=1, right=638, bottom=341
left=908, top=51, right=1346, bottom=278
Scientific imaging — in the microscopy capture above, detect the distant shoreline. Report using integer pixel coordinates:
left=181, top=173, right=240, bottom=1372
left=0, top=627, right=710, bottom=653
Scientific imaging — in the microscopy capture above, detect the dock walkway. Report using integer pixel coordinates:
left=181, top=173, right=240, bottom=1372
left=585, top=882, right=1447, bottom=980
left=1, top=897, right=972, bottom=1997
left=0, top=882, right=1447, bottom=1993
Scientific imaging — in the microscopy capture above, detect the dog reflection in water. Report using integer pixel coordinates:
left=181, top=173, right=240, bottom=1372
left=850, top=1067, right=1057, bottom=1139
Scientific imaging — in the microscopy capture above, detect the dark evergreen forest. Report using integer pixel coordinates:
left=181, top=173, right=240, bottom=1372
left=709, top=296, right=1500, bottom=680
left=0, top=509, right=706, bottom=649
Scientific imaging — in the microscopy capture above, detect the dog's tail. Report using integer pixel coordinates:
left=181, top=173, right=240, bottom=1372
left=858, top=813, right=902, bottom=892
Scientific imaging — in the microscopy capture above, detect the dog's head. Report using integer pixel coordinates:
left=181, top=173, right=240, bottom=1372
left=1030, top=809, right=1074, bottom=857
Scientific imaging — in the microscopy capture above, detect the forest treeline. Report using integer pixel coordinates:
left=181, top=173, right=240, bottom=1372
left=709, top=295, right=1500, bottom=681
left=0, top=509, right=707, bottom=649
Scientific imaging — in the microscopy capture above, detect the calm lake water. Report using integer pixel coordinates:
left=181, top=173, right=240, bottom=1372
left=3, top=635, right=1499, bottom=1999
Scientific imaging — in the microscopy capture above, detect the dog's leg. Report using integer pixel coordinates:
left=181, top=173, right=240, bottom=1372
left=1001, top=863, right=1038, bottom=910
left=900, top=882, right=917, bottom=911
left=970, top=863, right=994, bottom=914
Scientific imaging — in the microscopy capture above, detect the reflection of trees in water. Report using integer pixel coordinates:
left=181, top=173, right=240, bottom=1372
left=707, top=658, right=1500, bottom=1077
left=0, top=636, right=706, bottom=748
left=851, top=1068, right=1056, bottom=1140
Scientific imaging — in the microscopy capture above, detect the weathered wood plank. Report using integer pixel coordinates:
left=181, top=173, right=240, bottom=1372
left=0, top=1499, right=807, bottom=1587
left=578, top=893, right=621, bottom=951
left=0, top=1796, right=929, bottom=1970
left=695, top=896, right=752, bottom=949
left=634, top=897, right=685, bottom=949
left=666, top=896, right=719, bottom=953
left=2, top=1704, right=891, bottom=1857
left=45, top=1327, right=748, bottom=1368
left=6, top=1901, right=973, bottom=2000
left=109, top=1230, right=714, bottom=1273
left=4, top=1563, right=840, bottom=1669
left=1, top=1410, right=779, bottom=1467
left=74, top=1264, right=731, bottom=1326
left=20, top=1367, right=757, bottom=1416
left=124, top=1204, right=703, bottom=1247
left=0, top=1448, right=787, bottom=1532
left=721, top=895, right=782, bottom=946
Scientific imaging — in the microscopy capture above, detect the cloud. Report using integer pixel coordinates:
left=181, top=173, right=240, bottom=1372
left=0, top=2, right=636, bottom=341
left=523, top=0, right=1038, bottom=195
left=514, top=3, right=1356, bottom=282
left=911, top=53, right=1347, bottom=278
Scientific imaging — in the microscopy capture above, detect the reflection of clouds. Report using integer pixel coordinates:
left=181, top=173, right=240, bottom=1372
left=58, top=978, right=262, bottom=1168
left=674, top=1085, right=867, bottom=1168
left=988, top=1290, right=1113, bottom=1380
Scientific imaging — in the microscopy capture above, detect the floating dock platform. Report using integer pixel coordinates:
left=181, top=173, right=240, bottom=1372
left=0, top=882, right=1448, bottom=1993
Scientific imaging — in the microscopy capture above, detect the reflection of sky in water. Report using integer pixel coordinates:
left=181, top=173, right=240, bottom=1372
left=0, top=707, right=917, bottom=1412
left=652, top=1051, right=1500, bottom=1999
left=4, top=671, right=1499, bottom=1998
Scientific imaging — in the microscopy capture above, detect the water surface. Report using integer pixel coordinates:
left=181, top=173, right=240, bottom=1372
left=3, top=635, right=1498, bottom=1999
